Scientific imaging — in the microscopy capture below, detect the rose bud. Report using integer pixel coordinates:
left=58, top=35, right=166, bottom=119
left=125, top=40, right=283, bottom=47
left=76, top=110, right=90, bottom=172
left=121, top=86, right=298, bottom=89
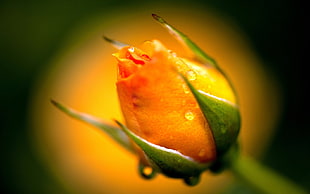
left=52, top=14, right=240, bottom=186
left=113, top=36, right=239, bottom=184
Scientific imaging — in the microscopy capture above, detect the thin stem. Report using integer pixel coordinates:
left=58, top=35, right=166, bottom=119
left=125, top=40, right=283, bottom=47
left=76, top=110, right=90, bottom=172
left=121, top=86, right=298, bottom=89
left=230, top=155, right=307, bottom=194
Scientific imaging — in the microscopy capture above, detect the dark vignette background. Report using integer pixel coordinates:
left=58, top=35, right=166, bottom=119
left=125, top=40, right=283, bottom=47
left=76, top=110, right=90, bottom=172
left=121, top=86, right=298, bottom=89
left=0, top=0, right=308, bottom=193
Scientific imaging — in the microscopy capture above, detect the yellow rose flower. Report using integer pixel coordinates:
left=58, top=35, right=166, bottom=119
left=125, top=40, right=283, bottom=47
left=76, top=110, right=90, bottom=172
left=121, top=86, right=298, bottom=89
left=114, top=40, right=236, bottom=164
left=52, top=14, right=240, bottom=186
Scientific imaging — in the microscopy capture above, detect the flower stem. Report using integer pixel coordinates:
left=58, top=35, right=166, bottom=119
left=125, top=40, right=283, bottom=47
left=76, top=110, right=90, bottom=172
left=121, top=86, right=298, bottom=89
left=230, top=155, right=307, bottom=194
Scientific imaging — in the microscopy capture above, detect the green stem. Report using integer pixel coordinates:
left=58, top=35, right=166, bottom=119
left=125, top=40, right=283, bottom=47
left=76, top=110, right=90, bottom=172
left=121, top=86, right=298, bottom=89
left=230, top=155, right=307, bottom=194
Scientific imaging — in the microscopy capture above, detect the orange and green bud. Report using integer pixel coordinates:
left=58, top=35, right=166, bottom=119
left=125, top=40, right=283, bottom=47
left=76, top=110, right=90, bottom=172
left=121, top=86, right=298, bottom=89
left=52, top=14, right=240, bottom=186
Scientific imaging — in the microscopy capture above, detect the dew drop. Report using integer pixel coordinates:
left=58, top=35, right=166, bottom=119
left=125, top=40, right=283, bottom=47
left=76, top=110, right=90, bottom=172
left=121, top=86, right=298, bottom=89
left=168, top=50, right=177, bottom=57
left=182, top=83, right=190, bottom=94
left=198, top=149, right=206, bottom=157
left=186, top=70, right=197, bottom=81
left=185, top=111, right=195, bottom=120
left=184, top=175, right=200, bottom=186
left=128, top=47, right=135, bottom=52
left=138, top=163, right=157, bottom=179
left=132, top=96, right=140, bottom=107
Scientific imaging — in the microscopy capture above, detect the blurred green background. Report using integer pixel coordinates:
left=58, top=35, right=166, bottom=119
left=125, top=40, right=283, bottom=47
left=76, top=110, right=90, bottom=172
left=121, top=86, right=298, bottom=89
left=0, top=0, right=307, bottom=193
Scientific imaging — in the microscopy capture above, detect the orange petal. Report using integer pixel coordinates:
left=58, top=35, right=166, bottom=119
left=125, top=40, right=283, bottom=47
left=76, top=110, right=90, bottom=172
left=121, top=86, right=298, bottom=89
left=116, top=40, right=219, bottom=163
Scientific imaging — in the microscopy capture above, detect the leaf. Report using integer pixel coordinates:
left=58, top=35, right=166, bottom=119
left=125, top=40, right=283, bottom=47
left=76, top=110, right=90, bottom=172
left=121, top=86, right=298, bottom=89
left=51, top=100, right=135, bottom=153
left=152, top=14, right=220, bottom=70
left=114, top=120, right=209, bottom=180
left=179, top=74, right=241, bottom=156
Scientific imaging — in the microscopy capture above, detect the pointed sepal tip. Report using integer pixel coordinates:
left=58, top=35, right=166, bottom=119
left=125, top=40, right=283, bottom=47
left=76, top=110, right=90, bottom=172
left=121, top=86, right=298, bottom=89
left=102, top=35, right=128, bottom=49
left=50, top=99, right=135, bottom=153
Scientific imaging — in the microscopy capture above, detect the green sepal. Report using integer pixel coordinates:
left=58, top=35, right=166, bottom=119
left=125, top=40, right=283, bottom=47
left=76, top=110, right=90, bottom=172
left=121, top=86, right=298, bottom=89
left=50, top=100, right=135, bottom=153
left=179, top=74, right=241, bottom=157
left=114, top=120, right=210, bottom=181
left=102, top=36, right=128, bottom=49
left=152, top=14, right=219, bottom=70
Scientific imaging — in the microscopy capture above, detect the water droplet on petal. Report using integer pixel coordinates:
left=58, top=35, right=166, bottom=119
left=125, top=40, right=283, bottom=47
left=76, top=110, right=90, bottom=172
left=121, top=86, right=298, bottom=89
left=186, top=70, right=197, bottom=81
left=168, top=50, right=177, bottom=57
left=132, top=95, right=141, bottom=107
left=182, top=83, right=190, bottom=94
left=185, top=111, right=195, bottom=120
left=198, top=149, right=206, bottom=157
left=184, top=175, right=200, bottom=186
left=128, top=47, right=135, bottom=52
left=138, top=163, right=157, bottom=179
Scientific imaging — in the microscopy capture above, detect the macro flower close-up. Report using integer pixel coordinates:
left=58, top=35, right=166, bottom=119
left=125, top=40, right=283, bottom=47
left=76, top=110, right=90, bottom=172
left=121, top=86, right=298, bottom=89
left=52, top=14, right=241, bottom=186
left=47, top=13, right=306, bottom=193
left=2, top=1, right=307, bottom=193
